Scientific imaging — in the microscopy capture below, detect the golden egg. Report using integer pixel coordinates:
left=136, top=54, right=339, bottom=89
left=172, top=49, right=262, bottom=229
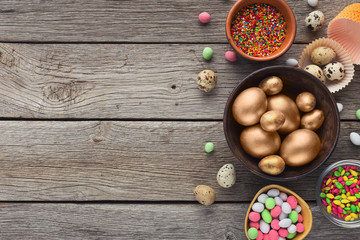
left=240, top=124, right=281, bottom=158
left=259, top=76, right=283, bottom=95
left=232, top=87, right=267, bottom=126
left=267, top=94, right=300, bottom=134
left=296, top=92, right=316, bottom=112
left=301, top=109, right=325, bottom=131
left=260, top=110, right=285, bottom=132
left=280, top=129, right=322, bottom=167
left=258, top=155, right=286, bottom=175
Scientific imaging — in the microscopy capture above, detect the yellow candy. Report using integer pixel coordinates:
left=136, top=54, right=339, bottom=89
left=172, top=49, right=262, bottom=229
left=347, top=203, right=351, bottom=207
left=332, top=179, right=337, bottom=183
left=344, top=176, right=349, bottom=181
left=341, top=204, right=345, bottom=208
left=327, top=205, right=332, bottom=213
left=351, top=213, right=358, bottom=219
left=341, top=170, right=345, bottom=176
left=345, top=215, right=351, bottom=221
left=347, top=192, right=351, bottom=197
left=350, top=178, right=355, bottom=181
left=326, top=193, right=335, bottom=199
left=341, top=199, right=350, bottom=203
left=358, top=202, right=360, bottom=208
left=326, top=178, right=332, bottom=185
left=331, top=185, right=334, bottom=189
left=333, top=200, right=341, bottom=205
left=323, top=187, right=330, bottom=191
left=350, top=169, right=358, bottom=177
left=341, top=194, right=347, bottom=199
left=354, top=179, right=358, bottom=184
left=348, top=196, right=357, bottom=202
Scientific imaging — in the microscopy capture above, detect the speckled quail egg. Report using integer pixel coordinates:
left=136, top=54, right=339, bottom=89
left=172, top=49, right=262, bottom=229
left=193, top=185, right=216, bottom=205
left=323, top=62, right=345, bottom=81
left=305, top=10, right=325, bottom=31
left=217, top=163, right=236, bottom=188
left=311, top=47, right=336, bottom=65
left=304, top=64, right=326, bottom=83
left=196, top=70, right=216, bottom=92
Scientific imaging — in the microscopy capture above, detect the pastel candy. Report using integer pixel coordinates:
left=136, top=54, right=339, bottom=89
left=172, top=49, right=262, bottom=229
left=198, top=12, right=211, bottom=23
left=267, top=189, right=280, bottom=197
left=279, top=218, right=292, bottom=228
left=279, top=192, right=288, bottom=201
left=287, top=224, right=297, bottom=234
left=287, top=196, right=298, bottom=209
left=279, top=211, right=287, bottom=221
left=248, top=227, right=258, bottom=239
left=261, top=209, right=272, bottom=223
left=278, top=237, right=286, bottom=240
left=260, top=220, right=270, bottom=234
left=271, top=205, right=281, bottom=218
left=278, top=228, right=288, bottom=238
left=258, top=193, right=269, bottom=203
left=265, top=198, right=276, bottom=210
left=296, top=223, right=305, bottom=233
left=270, top=219, right=280, bottom=230
left=285, top=58, right=298, bottom=67
left=337, top=103, right=343, bottom=112
left=289, top=211, right=299, bottom=223
left=252, top=202, right=265, bottom=213
left=225, top=51, right=237, bottom=62
left=287, top=232, right=297, bottom=239
left=275, top=197, right=283, bottom=206
left=203, top=47, right=213, bottom=60
left=268, top=229, right=279, bottom=240
left=297, top=214, right=303, bottom=223
left=295, top=205, right=302, bottom=213
left=350, top=132, right=360, bottom=146
left=263, top=234, right=270, bottom=240
left=249, top=211, right=261, bottom=222
left=250, top=221, right=260, bottom=230
left=281, top=202, right=292, bottom=214
left=256, top=231, right=263, bottom=240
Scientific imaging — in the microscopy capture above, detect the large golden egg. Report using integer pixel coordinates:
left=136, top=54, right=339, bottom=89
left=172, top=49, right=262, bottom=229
left=259, top=76, right=283, bottom=95
left=267, top=94, right=300, bottom=134
left=296, top=92, right=316, bottom=112
left=240, top=124, right=281, bottom=158
left=232, top=87, right=267, bottom=126
left=260, top=110, right=285, bottom=132
left=301, top=109, right=325, bottom=131
left=258, top=155, right=286, bottom=175
left=280, top=129, right=322, bottom=167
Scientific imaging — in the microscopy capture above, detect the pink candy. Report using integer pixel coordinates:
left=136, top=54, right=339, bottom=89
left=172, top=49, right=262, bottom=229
left=296, top=223, right=305, bottom=233
left=287, top=196, right=297, bottom=209
left=249, top=212, right=261, bottom=222
left=263, top=233, right=270, bottom=240
left=225, top=51, right=237, bottom=62
left=256, top=231, right=264, bottom=240
left=270, top=219, right=280, bottom=230
left=278, top=229, right=288, bottom=238
left=271, top=206, right=281, bottom=218
left=198, top=12, right=211, bottom=23
left=297, top=214, right=303, bottom=223
left=268, top=230, right=279, bottom=240
left=250, top=221, right=260, bottom=229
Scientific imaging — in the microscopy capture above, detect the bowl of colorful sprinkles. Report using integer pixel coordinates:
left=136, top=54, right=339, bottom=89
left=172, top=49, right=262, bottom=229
left=226, top=0, right=296, bottom=61
left=317, top=160, right=360, bottom=228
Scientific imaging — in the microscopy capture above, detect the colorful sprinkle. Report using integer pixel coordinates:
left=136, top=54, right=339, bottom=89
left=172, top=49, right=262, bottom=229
left=230, top=3, right=287, bottom=57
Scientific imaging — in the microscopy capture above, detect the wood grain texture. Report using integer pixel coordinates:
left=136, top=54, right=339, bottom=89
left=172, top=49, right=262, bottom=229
left=0, top=120, right=358, bottom=201
left=0, top=203, right=359, bottom=239
left=0, top=0, right=357, bottom=43
left=0, top=43, right=358, bottom=120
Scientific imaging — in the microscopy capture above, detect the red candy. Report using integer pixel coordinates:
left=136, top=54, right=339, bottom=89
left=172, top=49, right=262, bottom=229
left=249, top=211, right=261, bottom=222
left=287, top=196, right=297, bottom=209
left=250, top=221, right=260, bottom=230
left=270, top=219, right=280, bottom=230
left=297, top=214, right=303, bottom=223
left=270, top=206, right=281, bottom=218
left=256, top=231, right=264, bottom=240
left=296, top=223, right=305, bottom=233
left=278, top=228, right=288, bottom=237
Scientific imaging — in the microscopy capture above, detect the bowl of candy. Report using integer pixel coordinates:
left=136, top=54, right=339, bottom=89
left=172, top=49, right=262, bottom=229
left=225, top=0, right=296, bottom=61
left=316, top=160, right=360, bottom=228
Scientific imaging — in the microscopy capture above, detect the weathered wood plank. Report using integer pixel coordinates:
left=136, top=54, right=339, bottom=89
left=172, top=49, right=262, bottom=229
left=0, top=43, right=358, bottom=119
left=0, top=0, right=356, bottom=43
left=0, top=203, right=358, bottom=239
left=0, top=121, right=358, bottom=201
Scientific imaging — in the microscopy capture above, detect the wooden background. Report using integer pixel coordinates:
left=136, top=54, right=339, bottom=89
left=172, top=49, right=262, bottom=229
left=0, top=0, right=359, bottom=239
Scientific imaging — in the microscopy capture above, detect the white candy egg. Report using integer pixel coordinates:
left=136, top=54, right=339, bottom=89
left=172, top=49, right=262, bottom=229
left=350, top=132, right=360, bottom=146
left=279, top=212, right=287, bottom=220
left=252, top=202, right=265, bottom=213
left=217, top=163, right=236, bottom=188
left=282, top=202, right=292, bottom=214
left=258, top=193, right=269, bottom=204
left=295, top=205, right=302, bottom=213
left=308, top=0, right=318, bottom=7
left=260, top=220, right=270, bottom=234
left=288, top=224, right=297, bottom=234
left=337, top=103, right=343, bottom=112
left=279, top=192, right=288, bottom=201
left=267, top=188, right=280, bottom=197
left=275, top=196, right=284, bottom=206
left=279, top=218, right=292, bottom=228
left=286, top=58, right=298, bottom=66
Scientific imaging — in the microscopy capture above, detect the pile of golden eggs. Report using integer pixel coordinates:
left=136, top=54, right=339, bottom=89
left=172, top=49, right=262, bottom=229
left=232, top=76, right=324, bottom=175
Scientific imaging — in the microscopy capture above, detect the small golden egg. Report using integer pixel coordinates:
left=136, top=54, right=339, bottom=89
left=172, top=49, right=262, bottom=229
left=258, top=155, right=286, bottom=175
left=240, top=124, right=281, bottom=158
left=259, top=76, right=283, bottom=95
left=296, top=92, right=316, bottom=112
left=280, top=129, right=321, bottom=167
left=260, top=110, right=285, bottom=132
left=301, top=109, right=325, bottom=131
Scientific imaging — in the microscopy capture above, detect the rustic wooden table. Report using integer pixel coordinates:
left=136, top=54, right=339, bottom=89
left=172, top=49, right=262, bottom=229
left=0, top=0, right=359, bottom=239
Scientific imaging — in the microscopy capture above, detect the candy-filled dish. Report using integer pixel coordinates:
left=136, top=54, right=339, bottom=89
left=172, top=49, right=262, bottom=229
left=316, top=160, right=360, bottom=228
left=245, top=185, right=312, bottom=240
left=223, top=66, right=340, bottom=180
left=225, top=0, right=296, bottom=61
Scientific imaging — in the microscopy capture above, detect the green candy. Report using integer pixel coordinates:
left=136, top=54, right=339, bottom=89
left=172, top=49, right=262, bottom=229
left=326, top=198, right=331, bottom=204
left=334, top=195, right=341, bottom=200
left=247, top=227, right=258, bottom=239
left=289, top=210, right=299, bottom=223
left=343, top=209, right=347, bottom=214
left=339, top=167, right=344, bottom=172
left=261, top=209, right=272, bottom=223
left=202, top=47, right=213, bottom=60
left=345, top=172, right=350, bottom=176
left=334, top=171, right=340, bottom=177
left=356, top=109, right=360, bottom=119
left=342, top=189, right=347, bottom=194
left=355, top=193, right=360, bottom=198
left=357, top=206, right=360, bottom=212
left=335, top=182, right=343, bottom=189
left=320, top=193, right=326, bottom=198
left=345, top=207, right=351, bottom=211
left=265, top=197, right=276, bottom=209
left=287, top=232, right=297, bottom=239
left=346, top=181, right=353, bottom=186
left=351, top=205, right=357, bottom=213
left=204, top=142, right=214, bottom=153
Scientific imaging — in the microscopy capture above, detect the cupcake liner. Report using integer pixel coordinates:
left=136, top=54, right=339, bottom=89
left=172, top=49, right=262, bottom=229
left=328, top=3, right=360, bottom=65
left=298, top=38, right=354, bottom=93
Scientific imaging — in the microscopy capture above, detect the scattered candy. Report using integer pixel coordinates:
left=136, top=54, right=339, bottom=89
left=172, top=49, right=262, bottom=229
left=225, top=51, right=237, bottom=62
left=204, top=142, right=215, bottom=152
left=203, top=47, right=214, bottom=60
left=305, top=10, right=325, bottom=31
left=350, top=132, right=360, bottom=146
left=198, top=12, right=211, bottom=23
left=356, top=109, right=360, bottom=119
left=230, top=3, right=287, bottom=57
left=337, top=103, right=343, bottom=112
left=320, top=165, right=360, bottom=221
left=285, top=58, right=298, bottom=66
left=308, top=0, right=319, bottom=7
left=217, top=163, right=236, bottom=188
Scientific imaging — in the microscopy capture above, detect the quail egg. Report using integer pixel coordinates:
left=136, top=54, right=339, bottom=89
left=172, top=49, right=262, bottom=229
left=305, top=11, right=325, bottom=31
left=311, top=47, right=336, bottom=65
left=323, top=62, right=345, bottom=81
left=304, top=64, right=326, bottom=83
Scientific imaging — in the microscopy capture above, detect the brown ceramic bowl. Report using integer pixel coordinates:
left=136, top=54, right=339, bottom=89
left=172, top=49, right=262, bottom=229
left=245, top=184, right=313, bottom=240
left=223, top=66, right=340, bottom=181
left=225, top=0, right=296, bottom=61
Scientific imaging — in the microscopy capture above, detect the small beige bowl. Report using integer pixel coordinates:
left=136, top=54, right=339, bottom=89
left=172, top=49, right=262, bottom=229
left=245, top=184, right=313, bottom=240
